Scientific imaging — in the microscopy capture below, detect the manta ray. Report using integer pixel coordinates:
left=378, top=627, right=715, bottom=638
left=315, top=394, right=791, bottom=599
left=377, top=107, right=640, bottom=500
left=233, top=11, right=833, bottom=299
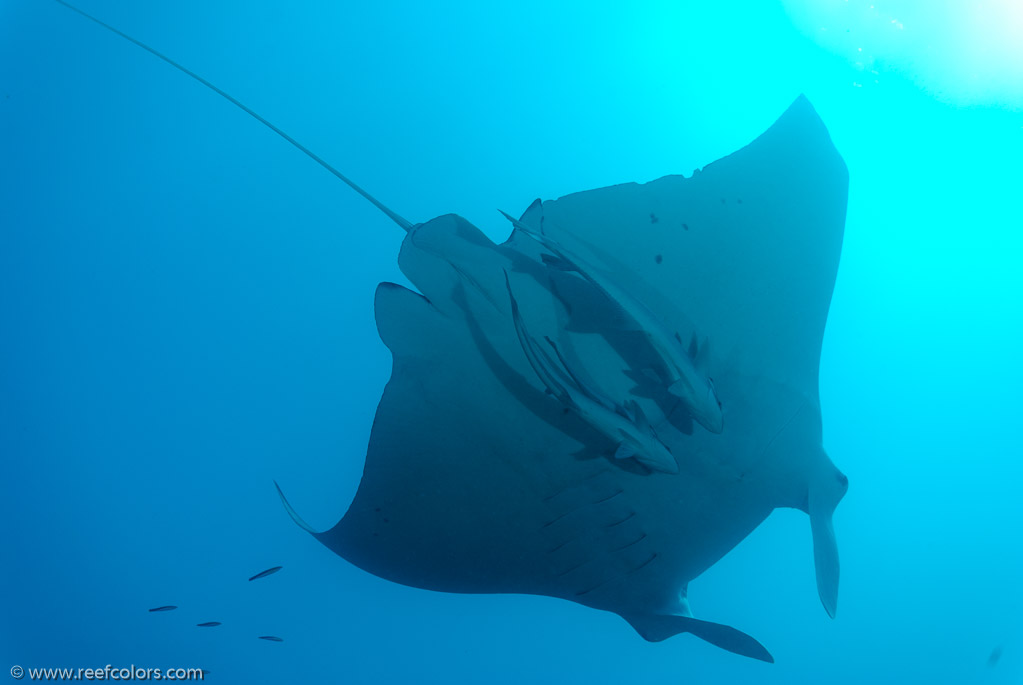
left=61, top=1, right=850, bottom=664
left=276, top=94, right=849, bottom=663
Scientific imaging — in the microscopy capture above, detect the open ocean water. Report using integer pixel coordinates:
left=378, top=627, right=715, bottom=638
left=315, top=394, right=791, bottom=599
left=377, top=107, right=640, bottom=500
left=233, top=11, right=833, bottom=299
left=2, top=1, right=1021, bottom=683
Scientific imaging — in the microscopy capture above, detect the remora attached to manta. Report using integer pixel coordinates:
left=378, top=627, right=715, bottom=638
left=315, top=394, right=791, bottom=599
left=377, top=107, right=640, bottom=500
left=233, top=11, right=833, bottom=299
left=60, top=1, right=850, bottom=664
left=503, top=271, right=679, bottom=475
left=501, top=210, right=724, bottom=435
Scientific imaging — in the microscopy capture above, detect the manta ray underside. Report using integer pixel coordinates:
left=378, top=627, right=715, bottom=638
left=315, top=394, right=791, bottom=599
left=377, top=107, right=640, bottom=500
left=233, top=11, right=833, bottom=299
left=279, top=96, right=850, bottom=663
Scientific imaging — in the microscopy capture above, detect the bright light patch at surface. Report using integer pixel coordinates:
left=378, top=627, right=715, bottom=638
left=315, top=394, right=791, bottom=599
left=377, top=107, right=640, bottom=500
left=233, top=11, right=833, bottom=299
left=784, top=0, right=1023, bottom=107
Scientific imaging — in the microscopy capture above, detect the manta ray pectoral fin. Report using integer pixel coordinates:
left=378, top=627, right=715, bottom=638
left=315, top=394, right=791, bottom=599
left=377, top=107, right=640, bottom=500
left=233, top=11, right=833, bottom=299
left=273, top=481, right=320, bottom=535
left=809, top=484, right=841, bottom=619
left=621, top=613, right=774, bottom=663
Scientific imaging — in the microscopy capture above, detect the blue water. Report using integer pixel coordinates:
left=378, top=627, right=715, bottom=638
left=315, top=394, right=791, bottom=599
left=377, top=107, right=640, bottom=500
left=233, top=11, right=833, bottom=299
left=3, top=1, right=1021, bottom=683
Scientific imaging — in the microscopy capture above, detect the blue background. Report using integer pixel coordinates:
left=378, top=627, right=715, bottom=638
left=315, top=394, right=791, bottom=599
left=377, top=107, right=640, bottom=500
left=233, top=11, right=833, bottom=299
left=2, top=1, right=1021, bottom=682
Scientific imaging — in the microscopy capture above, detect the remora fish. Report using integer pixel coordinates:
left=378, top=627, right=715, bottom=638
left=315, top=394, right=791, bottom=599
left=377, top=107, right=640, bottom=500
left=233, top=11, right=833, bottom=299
left=504, top=272, right=678, bottom=474
left=500, top=210, right=723, bottom=434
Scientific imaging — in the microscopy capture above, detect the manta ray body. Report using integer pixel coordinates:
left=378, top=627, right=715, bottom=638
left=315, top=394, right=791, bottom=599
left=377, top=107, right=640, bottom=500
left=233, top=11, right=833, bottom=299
left=280, top=96, right=849, bottom=662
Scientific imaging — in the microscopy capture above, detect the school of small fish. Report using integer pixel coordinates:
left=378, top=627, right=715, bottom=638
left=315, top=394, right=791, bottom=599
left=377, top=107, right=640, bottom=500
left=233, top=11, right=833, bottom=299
left=148, top=566, right=285, bottom=647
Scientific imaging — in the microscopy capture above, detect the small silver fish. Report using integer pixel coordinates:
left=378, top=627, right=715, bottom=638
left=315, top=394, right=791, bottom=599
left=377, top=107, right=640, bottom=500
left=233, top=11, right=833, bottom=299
left=258, top=635, right=283, bottom=642
left=196, top=622, right=221, bottom=627
left=248, top=566, right=283, bottom=581
left=148, top=606, right=177, bottom=612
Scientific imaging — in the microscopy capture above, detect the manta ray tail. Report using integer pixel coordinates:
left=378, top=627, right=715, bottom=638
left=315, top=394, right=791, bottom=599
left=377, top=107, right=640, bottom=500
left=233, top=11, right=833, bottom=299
left=622, top=613, right=774, bottom=663
left=53, top=0, right=414, bottom=233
